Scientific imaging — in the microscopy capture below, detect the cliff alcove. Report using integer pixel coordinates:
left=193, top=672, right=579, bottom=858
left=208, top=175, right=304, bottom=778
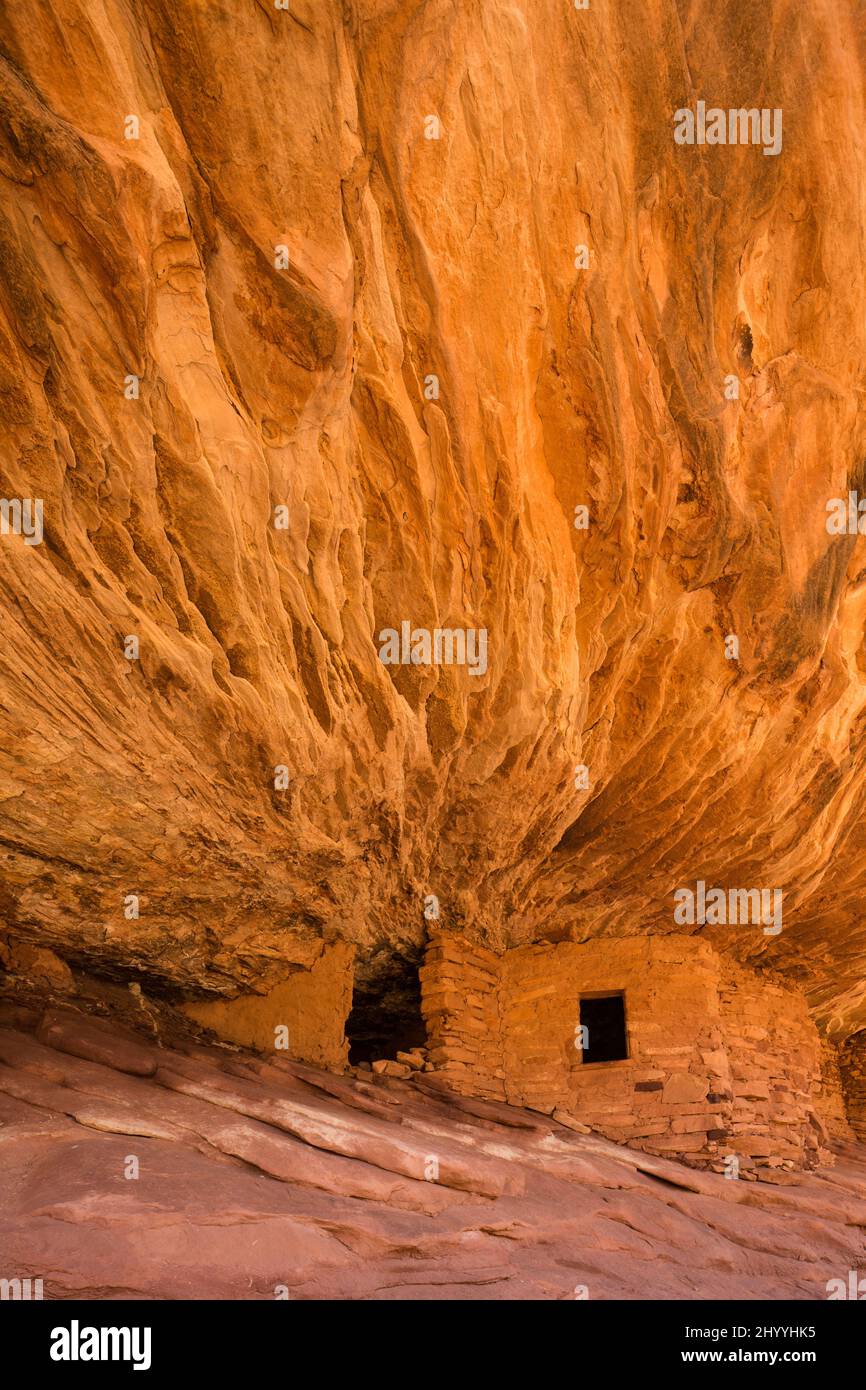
left=1, top=0, right=866, bottom=1305
left=345, top=946, right=426, bottom=1064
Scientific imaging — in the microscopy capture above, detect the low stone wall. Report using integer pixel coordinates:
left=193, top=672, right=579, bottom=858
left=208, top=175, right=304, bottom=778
left=419, top=932, right=505, bottom=1099
left=420, top=931, right=840, bottom=1175
left=813, top=1038, right=854, bottom=1142
left=839, top=1030, right=866, bottom=1140
left=500, top=937, right=727, bottom=1165
left=181, top=941, right=353, bottom=1069
left=718, top=960, right=829, bottom=1172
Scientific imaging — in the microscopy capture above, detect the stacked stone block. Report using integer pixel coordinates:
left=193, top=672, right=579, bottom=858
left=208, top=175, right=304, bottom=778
left=839, top=1030, right=866, bottom=1140
left=419, top=931, right=506, bottom=1099
left=420, top=930, right=847, bottom=1177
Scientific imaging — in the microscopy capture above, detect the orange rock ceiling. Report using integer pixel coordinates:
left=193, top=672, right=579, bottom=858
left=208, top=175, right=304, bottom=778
left=1, top=1, right=866, bottom=1035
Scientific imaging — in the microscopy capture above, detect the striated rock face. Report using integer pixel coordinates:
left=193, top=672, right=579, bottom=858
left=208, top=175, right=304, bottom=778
left=2, top=0, right=866, bottom=1045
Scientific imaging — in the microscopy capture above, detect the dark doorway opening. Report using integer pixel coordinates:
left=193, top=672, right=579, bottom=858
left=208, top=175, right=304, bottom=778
left=579, top=992, right=627, bottom=1064
left=346, top=946, right=426, bottom=1064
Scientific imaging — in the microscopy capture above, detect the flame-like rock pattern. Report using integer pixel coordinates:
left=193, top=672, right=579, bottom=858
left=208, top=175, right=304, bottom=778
left=1, top=2, right=866, bottom=1034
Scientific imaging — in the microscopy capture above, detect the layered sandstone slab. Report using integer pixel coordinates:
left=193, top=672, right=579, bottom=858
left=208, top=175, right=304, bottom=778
left=1, top=1008, right=865, bottom=1300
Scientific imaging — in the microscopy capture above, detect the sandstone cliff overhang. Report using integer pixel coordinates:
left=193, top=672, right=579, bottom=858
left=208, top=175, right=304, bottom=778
left=1, top=1, right=866, bottom=1042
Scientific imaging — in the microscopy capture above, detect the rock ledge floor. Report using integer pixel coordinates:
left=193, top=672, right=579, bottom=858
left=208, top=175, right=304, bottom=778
left=1, top=1006, right=864, bottom=1300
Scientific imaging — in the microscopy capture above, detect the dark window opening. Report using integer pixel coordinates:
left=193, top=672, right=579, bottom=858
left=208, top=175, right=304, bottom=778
left=579, top=992, right=627, bottom=1064
left=345, top=947, right=426, bottom=1064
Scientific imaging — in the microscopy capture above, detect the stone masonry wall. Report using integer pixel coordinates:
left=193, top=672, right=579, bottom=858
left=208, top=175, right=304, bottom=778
left=501, top=937, right=732, bottom=1167
left=839, top=1030, right=866, bottom=1140
left=813, top=1038, right=855, bottom=1142
left=181, top=941, right=353, bottom=1069
left=421, top=931, right=839, bottom=1176
left=718, top=960, right=828, bottom=1174
left=419, top=931, right=505, bottom=1100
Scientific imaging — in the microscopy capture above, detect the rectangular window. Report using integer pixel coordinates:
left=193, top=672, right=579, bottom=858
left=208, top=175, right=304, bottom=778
left=579, top=992, right=627, bottom=1063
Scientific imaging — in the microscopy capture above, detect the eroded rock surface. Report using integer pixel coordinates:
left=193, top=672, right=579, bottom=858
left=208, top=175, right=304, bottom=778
left=1, top=5, right=866, bottom=1032
left=1, top=1010, right=865, bottom=1300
